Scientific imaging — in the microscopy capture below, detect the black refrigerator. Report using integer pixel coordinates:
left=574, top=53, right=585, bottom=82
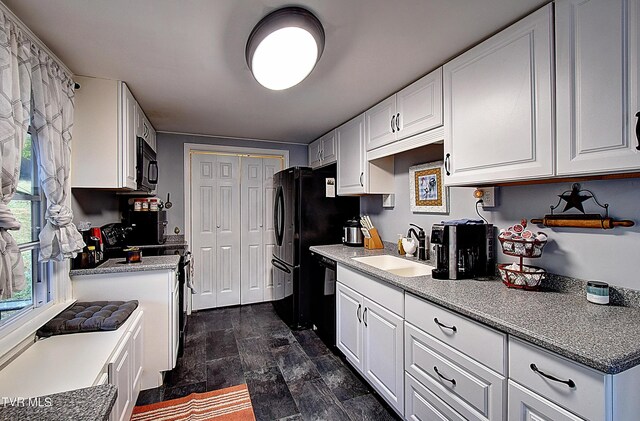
left=271, top=165, right=359, bottom=328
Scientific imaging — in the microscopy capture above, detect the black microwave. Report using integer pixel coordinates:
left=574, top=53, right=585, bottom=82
left=136, top=137, right=158, bottom=193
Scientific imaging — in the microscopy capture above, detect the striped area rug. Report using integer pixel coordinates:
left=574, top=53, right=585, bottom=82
left=131, top=384, right=256, bottom=421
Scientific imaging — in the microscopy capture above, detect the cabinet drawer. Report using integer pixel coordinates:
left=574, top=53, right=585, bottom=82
left=337, top=265, right=403, bottom=317
left=509, top=338, right=605, bottom=420
left=405, top=373, right=474, bottom=421
left=405, top=322, right=505, bottom=420
left=508, top=380, right=585, bottom=421
left=405, top=294, right=506, bottom=374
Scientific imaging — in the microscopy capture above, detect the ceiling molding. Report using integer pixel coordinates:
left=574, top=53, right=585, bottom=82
left=157, top=130, right=309, bottom=147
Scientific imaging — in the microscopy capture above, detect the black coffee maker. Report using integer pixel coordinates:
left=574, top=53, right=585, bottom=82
left=127, top=210, right=168, bottom=245
left=431, top=223, right=495, bottom=280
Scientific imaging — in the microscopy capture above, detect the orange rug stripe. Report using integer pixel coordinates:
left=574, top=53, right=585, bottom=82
left=131, top=384, right=256, bottom=421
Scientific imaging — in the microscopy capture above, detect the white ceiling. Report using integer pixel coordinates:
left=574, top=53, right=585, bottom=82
left=4, top=0, right=549, bottom=144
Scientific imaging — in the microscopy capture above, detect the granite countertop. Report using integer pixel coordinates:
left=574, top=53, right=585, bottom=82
left=310, top=244, right=640, bottom=375
left=70, top=255, right=181, bottom=276
left=0, top=385, right=116, bottom=421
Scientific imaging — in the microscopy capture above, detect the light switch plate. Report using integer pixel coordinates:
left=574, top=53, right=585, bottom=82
left=382, top=194, right=395, bottom=208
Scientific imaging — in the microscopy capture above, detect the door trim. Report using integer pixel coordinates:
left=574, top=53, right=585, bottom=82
left=184, top=143, right=289, bottom=313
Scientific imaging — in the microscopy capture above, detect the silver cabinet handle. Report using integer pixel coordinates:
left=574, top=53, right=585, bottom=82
left=359, top=172, right=364, bottom=187
left=391, top=115, right=396, bottom=133
left=357, top=304, right=362, bottom=323
left=363, top=307, right=368, bottom=327
left=396, top=113, right=400, bottom=131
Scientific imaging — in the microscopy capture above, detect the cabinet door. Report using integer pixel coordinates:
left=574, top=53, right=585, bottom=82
left=363, top=297, right=404, bottom=414
left=108, top=332, right=133, bottom=421
left=336, top=282, right=364, bottom=371
left=121, top=83, right=138, bottom=189
left=337, top=114, right=367, bottom=195
left=556, top=0, right=640, bottom=175
left=320, top=130, right=337, bottom=164
left=443, top=5, right=554, bottom=185
left=365, top=95, right=397, bottom=151
left=171, top=276, right=179, bottom=366
left=131, top=311, right=144, bottom=400
left=147, top=121, right=157, bottom=152
left=397, top=67, right=443, bottom=140
left=308, top=138, right=322, bottom=169
left=508, top=381, right=585, bottom=421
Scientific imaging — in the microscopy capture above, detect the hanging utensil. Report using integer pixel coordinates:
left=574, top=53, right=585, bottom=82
left=165, top=193, right=173, bottom=209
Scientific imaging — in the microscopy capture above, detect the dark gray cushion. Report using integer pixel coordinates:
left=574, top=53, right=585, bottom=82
left=36, top=300, right=139, bottom=338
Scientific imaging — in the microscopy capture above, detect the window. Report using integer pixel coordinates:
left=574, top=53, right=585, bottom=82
left=0, top=132, right=50, bottom=325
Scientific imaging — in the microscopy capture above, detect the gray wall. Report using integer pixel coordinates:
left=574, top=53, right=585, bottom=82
left=156, top=132, right=308, bottom=234
left=71, top=189, right=121, bottom=227
left=361, top=145, right=640, bottom=290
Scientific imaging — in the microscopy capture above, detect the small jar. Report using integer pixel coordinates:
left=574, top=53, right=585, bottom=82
left=141, top=200, right=149, bottom=212
left=586, top=281, right=609, bottom=305
left=124, top=247, right=142, bottom=264
left=149, top=198, right=158, bottom=211
left=134, top=199, right=143, bottom=211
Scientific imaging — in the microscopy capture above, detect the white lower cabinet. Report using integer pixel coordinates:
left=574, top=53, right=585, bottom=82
left=336, top=265, right=404, bottom=415
left=508, top=380, right=585, bottom=421
left=72, top=268, right=179, bottom=389
left=362, top=297, right=404, bottom=412
left=108, top=310, right=144, bottom=421
left=405, top=372, right=467, bottom=421
left=404, top=294, right=506, bottom=421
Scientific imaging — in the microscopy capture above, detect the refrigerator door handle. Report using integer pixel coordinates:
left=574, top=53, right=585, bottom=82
left=274, top=186, right=285, bottom=246
left=271, top=257, right=291, bottom=274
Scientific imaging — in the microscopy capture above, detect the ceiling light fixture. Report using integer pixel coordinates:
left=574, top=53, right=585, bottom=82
left=246, top=7, right=325, bottom=91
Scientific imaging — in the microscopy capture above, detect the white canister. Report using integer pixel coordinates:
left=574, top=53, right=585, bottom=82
left=586, top=281, right=609, bottom=305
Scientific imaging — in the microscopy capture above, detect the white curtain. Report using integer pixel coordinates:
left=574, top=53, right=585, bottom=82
left=30, top=48, right=84, bottom=262
left=0, top=12, right=30, bottom=299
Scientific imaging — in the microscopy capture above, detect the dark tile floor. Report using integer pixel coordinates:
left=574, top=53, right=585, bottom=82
left=136, top=303, right=401, bottom=421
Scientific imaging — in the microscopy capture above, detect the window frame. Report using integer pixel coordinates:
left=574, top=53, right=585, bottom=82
left=0, top=131, right=50, bottom=327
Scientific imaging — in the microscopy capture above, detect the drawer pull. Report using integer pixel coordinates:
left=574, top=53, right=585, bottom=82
left=434, top=317, right=457, bottom=332
left=433, top=366, right=456, bottom=386
left=530, top=363, right=576, bottom=388
left=363, top=307, right=368, bottom=327
left=357, top=304, right=362, bottom=323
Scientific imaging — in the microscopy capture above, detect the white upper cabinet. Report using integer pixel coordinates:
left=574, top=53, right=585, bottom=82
left=366, top=67, right=443, bottom=152
left=73, top=76, right=155, bottom=189
left=308, top=130, right=337, bottom=169
left=337, top=114, right=367, bottom=194
left=337, top=114, right=394, bottom=195
left=443, top=5, right=554, bottom=185
left=556, top=0, right=640, bottom=175
left=135, top=102, right=157, bottom=151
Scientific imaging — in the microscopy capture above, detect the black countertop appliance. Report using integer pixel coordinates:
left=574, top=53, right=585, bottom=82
left=431, top=223, right=495, bottom=280
left=127, top=210, right=167, bottom=245
left=271, top=165, right=359, bottom=328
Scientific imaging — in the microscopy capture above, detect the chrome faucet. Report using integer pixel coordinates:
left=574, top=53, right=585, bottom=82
left=407, top=223, right=427, bottom=261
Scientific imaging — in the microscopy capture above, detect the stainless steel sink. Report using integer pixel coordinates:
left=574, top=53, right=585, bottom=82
left=352, top=255, right=434, bottom=277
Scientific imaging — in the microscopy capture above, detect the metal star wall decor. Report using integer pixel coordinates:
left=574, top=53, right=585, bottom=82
left=558, top=185, right=590, bottom=213
left=550, top=183, right=609, bottom=217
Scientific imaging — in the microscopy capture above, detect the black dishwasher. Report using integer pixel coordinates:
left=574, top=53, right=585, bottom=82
left=310, top=251, right=337, bottom=348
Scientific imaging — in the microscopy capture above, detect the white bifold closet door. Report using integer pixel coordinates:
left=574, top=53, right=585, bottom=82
left=240, top=157, right=280, bottom=304
left=191, top=153, right=241, bottom=310
left=192, top=153, right=282, bottom=310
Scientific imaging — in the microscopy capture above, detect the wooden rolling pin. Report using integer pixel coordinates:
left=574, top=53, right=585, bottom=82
left=531, top=215, right=635, bottom=229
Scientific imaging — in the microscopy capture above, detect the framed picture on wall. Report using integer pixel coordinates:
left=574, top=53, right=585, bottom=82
left=409, top=161, right=449, bottom=213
